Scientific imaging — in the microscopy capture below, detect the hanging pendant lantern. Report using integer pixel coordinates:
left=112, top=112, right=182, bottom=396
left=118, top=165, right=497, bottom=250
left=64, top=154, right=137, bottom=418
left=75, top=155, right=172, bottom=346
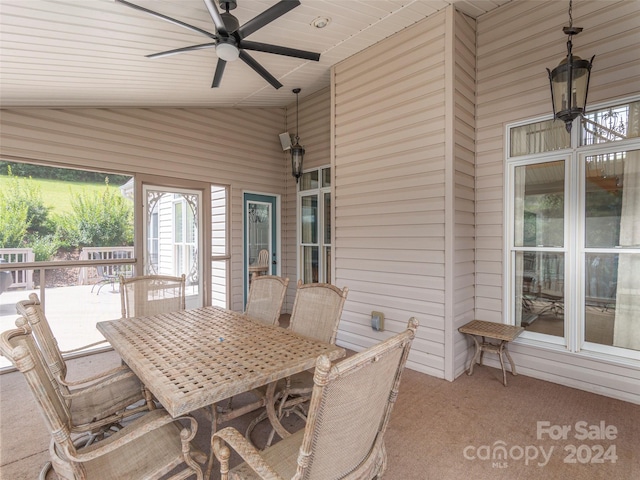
left=547, top=0, right=594, bottom=132
left=290, top=88, right=305, bottom=183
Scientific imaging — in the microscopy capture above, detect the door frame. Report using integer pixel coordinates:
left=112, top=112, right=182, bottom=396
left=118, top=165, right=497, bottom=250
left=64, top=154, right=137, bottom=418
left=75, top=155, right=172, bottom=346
left=243, top=191, right=281, bottom=304
left=135, top=174, right=212, bottom=307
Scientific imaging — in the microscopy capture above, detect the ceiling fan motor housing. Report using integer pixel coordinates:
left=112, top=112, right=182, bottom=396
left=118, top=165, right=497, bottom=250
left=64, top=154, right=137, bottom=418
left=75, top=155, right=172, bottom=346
left=219, top=1, right=238, bottom=11
left=221, top=12, right=239, bottom=33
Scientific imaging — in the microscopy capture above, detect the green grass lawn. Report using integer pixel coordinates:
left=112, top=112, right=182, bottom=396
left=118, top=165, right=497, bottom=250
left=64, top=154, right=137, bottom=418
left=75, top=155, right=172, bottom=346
left=0, top=175, right=123, bottom=215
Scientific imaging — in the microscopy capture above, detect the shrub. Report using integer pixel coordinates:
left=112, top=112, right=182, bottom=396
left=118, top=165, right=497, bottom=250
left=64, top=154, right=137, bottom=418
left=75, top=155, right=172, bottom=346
left=0, top=166, right=53, bottom=240
left=27, top=234, right=60, bottom=262
left=0, top=197, right=29, bottom=248
left=58, top=183, right=133, bottom=247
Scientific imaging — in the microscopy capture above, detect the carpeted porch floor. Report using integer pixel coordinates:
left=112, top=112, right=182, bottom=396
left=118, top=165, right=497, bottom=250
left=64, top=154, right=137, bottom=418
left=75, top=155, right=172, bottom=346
left=1, top=348, right=638, bottom=479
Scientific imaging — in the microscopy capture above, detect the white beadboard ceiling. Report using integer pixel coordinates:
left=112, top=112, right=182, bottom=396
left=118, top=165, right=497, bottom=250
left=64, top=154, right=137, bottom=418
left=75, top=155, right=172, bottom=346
left=0, top=0, right=511, bottom=108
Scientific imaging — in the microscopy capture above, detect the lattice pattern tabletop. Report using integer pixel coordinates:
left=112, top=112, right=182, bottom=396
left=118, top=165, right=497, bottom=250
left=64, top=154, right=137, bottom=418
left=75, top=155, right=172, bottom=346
left=97, top=306, right=346, bottom=417
left=458, top=320, right=524, bottom=342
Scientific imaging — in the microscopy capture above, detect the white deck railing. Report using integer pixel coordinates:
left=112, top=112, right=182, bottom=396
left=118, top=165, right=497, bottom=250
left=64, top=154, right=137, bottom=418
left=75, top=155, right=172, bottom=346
left=78, top=247, right=135, bottom=285
left=0, top=248, right=34, bottom=289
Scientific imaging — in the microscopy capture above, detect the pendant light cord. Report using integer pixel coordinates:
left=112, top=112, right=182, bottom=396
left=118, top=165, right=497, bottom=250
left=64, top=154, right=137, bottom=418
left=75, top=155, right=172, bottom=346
left=295, top=89, right=300, bottom=143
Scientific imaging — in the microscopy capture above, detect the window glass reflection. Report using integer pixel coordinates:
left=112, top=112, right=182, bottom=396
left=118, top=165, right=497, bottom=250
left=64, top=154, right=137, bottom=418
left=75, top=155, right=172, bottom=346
left=514, top=161, right=565, bottom=248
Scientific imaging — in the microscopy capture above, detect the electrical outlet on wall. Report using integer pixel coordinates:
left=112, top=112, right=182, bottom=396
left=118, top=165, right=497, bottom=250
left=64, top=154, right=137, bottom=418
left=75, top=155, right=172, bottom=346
left=371, top=311, right=385, bottom=331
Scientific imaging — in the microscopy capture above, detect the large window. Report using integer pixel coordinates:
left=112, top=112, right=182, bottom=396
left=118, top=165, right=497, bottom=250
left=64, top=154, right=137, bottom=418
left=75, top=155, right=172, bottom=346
left=298, top=167, right=331, bottom=284
left=507, top=99, right=640, bottom=359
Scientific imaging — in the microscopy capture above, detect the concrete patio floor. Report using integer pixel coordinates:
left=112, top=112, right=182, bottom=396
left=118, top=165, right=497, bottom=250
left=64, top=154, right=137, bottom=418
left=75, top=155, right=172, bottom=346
left=0, top=284, right=122, bottom=370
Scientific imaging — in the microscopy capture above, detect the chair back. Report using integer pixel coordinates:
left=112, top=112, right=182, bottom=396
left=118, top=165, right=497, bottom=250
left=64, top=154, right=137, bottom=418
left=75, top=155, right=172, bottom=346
left=15, top=293, right=68, bottom=387
left=120, top=274, right=186, bottom=318
left=289, top=281, right=348, bottom=344
left=0, top=323, right=84, bottom=477
left=296, top=318, right=418, bottom=480
left=245, top=275, right=290, bottom=325
left=256, top=249, right=269, bottom=269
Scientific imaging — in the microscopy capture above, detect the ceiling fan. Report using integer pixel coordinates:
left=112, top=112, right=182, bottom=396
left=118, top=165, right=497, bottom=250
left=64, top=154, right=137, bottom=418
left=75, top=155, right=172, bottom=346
left=116, top=0, right=321, bottom=89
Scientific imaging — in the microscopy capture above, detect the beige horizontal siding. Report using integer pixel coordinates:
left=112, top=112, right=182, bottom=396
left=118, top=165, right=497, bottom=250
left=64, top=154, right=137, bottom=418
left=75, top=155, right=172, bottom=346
left=333, top=10, right=449, bottom=377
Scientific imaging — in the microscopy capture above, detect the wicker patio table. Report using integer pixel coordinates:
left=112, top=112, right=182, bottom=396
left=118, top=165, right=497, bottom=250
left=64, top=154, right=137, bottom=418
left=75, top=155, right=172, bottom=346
left=97, top=306, right=345, bottom=477
left=458, top=319, right=524, bottom=387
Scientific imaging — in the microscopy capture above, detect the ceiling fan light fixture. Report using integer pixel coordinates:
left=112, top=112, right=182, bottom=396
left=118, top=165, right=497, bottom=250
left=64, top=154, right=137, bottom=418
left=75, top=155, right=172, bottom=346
left=216, top=39, right=240, bottom=61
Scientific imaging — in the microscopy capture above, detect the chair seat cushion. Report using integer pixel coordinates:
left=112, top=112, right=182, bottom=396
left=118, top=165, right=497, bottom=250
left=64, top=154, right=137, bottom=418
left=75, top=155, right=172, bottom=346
left=287, top=370, right=314, bottom=393
left=229, top=430, right=304, bottom=480
left=85, top=422, right=186, bottom=478
left=50, top=420, right=189, bottom=479
left=70, top=373, right=144, bottom=425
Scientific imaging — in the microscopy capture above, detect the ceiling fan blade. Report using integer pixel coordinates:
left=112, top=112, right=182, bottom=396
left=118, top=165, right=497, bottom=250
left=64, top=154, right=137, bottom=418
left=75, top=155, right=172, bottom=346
left=147, top=43, right=216, bottom=59
left=212, top=59, right=227, bottom=88
left=116, top=0, right=217, bottom=40
left=237, top=0, right=300, bottom=39
left=203, top=0, right=228, bottom=36
left=240, top=40, right=320, bottom=61
left=239, top=50, right=282, bottom=89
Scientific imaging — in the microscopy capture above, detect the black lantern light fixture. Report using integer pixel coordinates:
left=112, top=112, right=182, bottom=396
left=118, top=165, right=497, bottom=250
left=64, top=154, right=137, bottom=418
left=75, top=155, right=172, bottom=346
left=290, top=88, right=305, bottom=183
left=547, top=0, right=595, bottom=132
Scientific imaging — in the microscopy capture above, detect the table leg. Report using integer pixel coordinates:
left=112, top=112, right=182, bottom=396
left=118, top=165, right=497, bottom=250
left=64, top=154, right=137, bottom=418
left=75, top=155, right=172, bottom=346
left=479, top=336, right=486, bottom=366
left=497, top=341, right=507, bottom=387
left=265, top=381, right=292, bottom=440
left=467, top=335, right=482, bottom=376
left=504, top=344, right=517, bottom=376
left=205, top=404, right=220, bottom=480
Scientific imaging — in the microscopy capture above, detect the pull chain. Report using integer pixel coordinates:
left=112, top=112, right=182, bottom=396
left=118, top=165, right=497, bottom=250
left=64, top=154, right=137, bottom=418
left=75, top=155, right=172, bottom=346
left=568, top=0, right=573, bottom=28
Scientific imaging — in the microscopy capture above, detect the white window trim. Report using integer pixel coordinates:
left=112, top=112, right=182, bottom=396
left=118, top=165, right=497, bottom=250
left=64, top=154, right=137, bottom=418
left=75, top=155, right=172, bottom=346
left=297, top=165, right=331, bottom=283
left=504, top=97, right=640, bottom=365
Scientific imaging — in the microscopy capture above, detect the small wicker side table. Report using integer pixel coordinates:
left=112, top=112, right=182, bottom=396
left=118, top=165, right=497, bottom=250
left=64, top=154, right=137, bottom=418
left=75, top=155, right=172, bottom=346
left=458, top=320, right=524, bottom=387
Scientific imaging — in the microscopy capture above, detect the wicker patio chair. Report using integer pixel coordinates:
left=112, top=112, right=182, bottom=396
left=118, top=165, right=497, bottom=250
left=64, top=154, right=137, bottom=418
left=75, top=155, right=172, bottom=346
left=245, top=275, right=290, bottom=325
left=119, top=274, right=186, bottom=318
left=90, top=250, right=131, bottom=294
left=14, top=294, right=155, bottom=478
left=288, top=281, right=348, bottom=343
left=248, top=249, right=270, bottom=277
left=0, top=323, right=204, bottom=480
left=218, top=275, right=290, bottom=417
left=245, top=280, right=348, bottom=447
left=213, top=317, right=418, bottom=480
left=15, top=294, right=153, bottom=422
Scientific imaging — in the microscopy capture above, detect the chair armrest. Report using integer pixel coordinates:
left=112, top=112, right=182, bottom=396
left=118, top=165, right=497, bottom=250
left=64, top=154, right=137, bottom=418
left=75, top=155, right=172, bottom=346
left=58, top=368, right=137, bottom=396
left=57, top=364, right=131, bottom=388
left=60, top=339, right=109, bottom=355
left=63, top=409, right=197, bottom=463
left=213, top=427, right=286, bottom=480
